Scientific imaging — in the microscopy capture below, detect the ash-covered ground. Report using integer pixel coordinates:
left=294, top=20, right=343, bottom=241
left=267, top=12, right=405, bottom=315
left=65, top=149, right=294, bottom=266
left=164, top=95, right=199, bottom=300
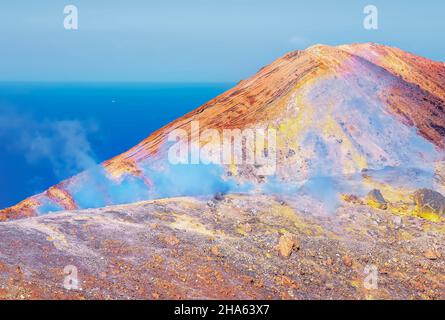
left=0, top=193, right=443, bottom=300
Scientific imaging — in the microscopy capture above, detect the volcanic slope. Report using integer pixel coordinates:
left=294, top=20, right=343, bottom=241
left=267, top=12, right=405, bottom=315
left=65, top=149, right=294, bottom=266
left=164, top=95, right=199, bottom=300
left=2, top=43, right=445, bottom=220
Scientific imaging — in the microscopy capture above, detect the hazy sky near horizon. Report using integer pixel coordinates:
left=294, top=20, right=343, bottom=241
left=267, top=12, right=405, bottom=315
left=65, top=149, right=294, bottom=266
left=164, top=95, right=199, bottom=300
left=0, top=0, right=444, bottom=82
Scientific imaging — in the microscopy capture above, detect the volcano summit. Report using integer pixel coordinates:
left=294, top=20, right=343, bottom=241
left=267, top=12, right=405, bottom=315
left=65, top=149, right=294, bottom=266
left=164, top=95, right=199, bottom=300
left=2, top=43, right=445, bottom=220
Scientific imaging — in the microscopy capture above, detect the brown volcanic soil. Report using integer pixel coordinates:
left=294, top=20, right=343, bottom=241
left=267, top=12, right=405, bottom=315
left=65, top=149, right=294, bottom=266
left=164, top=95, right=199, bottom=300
left=0, top=194, right=443, bottom=300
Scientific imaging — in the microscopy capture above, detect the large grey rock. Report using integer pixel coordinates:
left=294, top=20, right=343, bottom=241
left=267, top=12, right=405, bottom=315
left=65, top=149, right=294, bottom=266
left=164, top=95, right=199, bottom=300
left=412, top=189, right=445, bottom=216
left=366, top=189, right=387, bottom=210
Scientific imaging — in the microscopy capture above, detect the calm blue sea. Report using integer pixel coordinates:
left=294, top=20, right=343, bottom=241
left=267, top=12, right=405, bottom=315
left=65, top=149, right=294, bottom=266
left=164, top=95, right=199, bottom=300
left=0, top=82, right=234, bottom=209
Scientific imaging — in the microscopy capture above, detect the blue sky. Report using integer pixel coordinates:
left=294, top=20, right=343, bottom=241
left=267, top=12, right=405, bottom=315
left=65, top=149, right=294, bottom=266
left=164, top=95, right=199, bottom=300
left=0, top=0, right=444, bottom=82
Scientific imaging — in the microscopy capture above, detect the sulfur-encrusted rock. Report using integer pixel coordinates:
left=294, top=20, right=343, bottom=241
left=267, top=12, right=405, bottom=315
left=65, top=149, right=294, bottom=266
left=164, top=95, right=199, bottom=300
left=412, top=189, right=445, bottom=216
left=366, top=189, right=387, bottom=210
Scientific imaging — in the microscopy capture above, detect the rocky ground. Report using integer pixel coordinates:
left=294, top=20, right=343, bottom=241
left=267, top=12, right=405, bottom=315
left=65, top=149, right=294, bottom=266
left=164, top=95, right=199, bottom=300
left=0, top=193, right=443, bottom=300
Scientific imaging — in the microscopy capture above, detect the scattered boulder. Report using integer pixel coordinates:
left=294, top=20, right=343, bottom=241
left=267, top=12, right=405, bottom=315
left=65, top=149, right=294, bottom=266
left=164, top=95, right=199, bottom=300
left=214, top=192, right=225, bottom=201
left=366, top=189, right=387, bottom=210
left=342, top=255, right=353, bottom=267
left=277, top=233, right=299, bottom=258
left=424, top=249, right=441, bottom=260
left=412, top=189, right=445, bottom=216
